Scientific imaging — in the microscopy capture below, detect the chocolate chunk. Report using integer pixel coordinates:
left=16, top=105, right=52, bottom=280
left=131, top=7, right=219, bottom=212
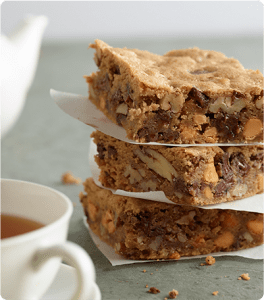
left=116, top=114, right=127, bottom=126
left=213, top=113, right=239, bottom=140
left=156, top=110, right=173, bottom=122
left=250, top=152, right=264, bottom=161
left=97, top=143, right=106, bottom=159
left=214, top=153, right=234, bottom=197
left=188, top=182, right=199, bottom=196
left=187, top=87, right=209, bottom=108
left=233, top=90, right=244, bottom=99
left=111, top=65, right=120, bottom=75
left=190, top=70, right=213, bottom=75
left=96, top=73, right=110, bottom=91
left=136, top=111, right=179, bottom=143
left=111, top=89, right=123, bottom=107
left=108, top=146, right=117, bottom=160
left=173, top=178, right=189, bottom=195
left=230, top=152, right=250, bottom=176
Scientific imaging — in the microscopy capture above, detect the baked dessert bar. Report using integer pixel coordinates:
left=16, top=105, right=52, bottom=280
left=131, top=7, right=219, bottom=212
left=91, top=130, right=264, bottom=206
left=85, top=40, right=263, bottom=144
left=80, top=178, right=264, bottom=260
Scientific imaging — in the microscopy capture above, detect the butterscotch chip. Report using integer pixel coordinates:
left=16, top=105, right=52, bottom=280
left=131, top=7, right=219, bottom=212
left=205, top=256, right=216, bottom=265
left=87, top=40, right=263, bottom=144
left=148, top=287, right=160, bottom=294
left=243, top=119, right=263, bottom=139
left=214, top=231, right=234, bottom=248
left=61, top=172, right=82, bottom=185
left=212, top=291, right=219, bottom=296
left=240, top=273, right=250, bottom=281
left=247, top=217, right=263, bottom=235
left=168, top=289, right=179, bottom=299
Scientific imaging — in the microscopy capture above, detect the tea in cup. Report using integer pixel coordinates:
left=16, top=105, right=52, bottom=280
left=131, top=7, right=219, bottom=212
left=1, top=179, right=101, bottom=300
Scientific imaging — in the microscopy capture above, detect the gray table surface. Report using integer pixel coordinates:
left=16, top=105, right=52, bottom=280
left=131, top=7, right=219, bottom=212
left=2, top=37, right=263, bottom=300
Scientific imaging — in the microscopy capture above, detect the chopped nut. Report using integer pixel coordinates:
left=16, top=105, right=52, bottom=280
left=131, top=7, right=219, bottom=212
left=116, top=103, right=128, bottom=115
left=140, top=180, right=157, bottom=191
left=168, top=289, right=179, bottom=299
left=209, top=97, right=246, bottom=113
left=231, top=183, right=248, bottom=197
left=124, top=165, right=142, bottom=184
left=87, top=200, right=98, bottom=222
left=243, top=231, right=254, bottom=242
left=101, top=210, right=115, bottom=233
left=160, top=93, right=184, bottom=113
left=99, top=96, right=106, bottom=109
left=61, top=172, right=82, bottom=185
left=212, top=291, right=219, bottom=296
left=255, top=96, right=264, bottom=109
left=135, top=148, right=177, bottom=182
left=148, top=287, right=160, bottom=294
left=240, top=273, right=250, bottom=281
left=193, top=114, right=207, bottom=125
left=243, top=119, right=263, bottom=139
left=205, top=256, right=216, bottom=265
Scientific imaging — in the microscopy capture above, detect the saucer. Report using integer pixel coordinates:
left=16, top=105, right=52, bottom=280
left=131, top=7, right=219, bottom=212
left=41, top=263, right=101, bottom=300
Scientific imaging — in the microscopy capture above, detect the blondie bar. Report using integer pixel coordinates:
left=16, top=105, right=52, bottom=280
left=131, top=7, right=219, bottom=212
left=91, top=131, right=263, bottom=206
left=80, top=178, right=263, bottom=260
left=85, top=40, right=263, bottom=144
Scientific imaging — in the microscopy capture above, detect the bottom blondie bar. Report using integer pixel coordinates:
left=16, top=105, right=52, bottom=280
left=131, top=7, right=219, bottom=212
left=80, top=178, right=263, bottom=260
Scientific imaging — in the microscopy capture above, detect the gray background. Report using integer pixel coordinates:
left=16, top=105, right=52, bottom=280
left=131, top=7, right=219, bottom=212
left=2, top=37, right=263, bottom=300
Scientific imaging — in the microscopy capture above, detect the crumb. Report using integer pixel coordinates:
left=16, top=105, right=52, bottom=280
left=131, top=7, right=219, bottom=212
left=238, top=277, right=242, bottom=280
left=200, top=263, right=205, bottom=266
left=205, top=256, right=216, bottom=265
left=148, top=287, right=160, bottom=294
left=240, top=273, right=250, bottom=281
left=164, top=298, right=168, bottom=300
left=145, top=285, right=149, bottom=288
left=150, top=273, right=153, bottom=275
left=143, top=269, right=146, bottom=273
left=168, top=289, right=179, bottom=299
left=61, top=172, right=82, bottom=185
left=156, top=269, right=158, bottom=271
left=212, top=291, right=218, bottom=296
left=72, top=202, right=77, bottom=207
left=156, top=259, right=160, bottom=261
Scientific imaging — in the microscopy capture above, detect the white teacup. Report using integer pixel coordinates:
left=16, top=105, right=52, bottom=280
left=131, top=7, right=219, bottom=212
left=1, top=179, right=100, bottom=300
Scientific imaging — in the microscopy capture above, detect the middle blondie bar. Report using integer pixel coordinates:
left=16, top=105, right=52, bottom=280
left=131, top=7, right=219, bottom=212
left=91, top=130, right=263, bottom=206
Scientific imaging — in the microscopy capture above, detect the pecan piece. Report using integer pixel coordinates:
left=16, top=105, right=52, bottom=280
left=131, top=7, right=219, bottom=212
left=134, top=148, right=177, bottom=182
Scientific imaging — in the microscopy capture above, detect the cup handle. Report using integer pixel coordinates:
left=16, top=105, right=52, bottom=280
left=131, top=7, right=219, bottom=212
left=31, top=241, right=96, bottom=300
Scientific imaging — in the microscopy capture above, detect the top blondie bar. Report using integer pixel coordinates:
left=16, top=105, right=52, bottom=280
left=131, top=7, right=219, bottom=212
left=86, top=40, right=263, bottom=144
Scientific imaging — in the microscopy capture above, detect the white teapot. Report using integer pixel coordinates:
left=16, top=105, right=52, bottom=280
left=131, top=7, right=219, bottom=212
left=1, top=15, right=48, bottom=138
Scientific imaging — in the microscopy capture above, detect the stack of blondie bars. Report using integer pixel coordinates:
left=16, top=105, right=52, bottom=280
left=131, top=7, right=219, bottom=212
left=80, top=40, right=264, bottom=260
